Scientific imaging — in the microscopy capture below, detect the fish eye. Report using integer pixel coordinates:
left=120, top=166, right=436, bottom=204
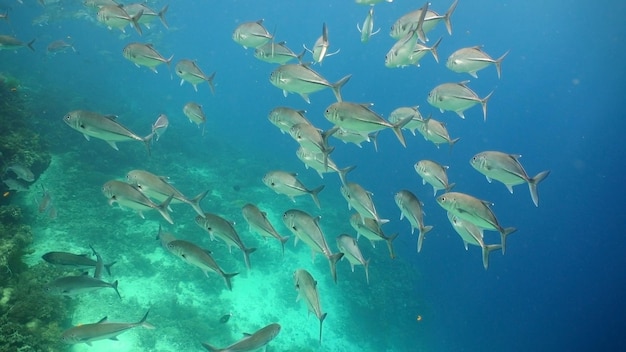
left=438, top=97, right=443, bottom=102
left=64, top=114, right=70, bottom=120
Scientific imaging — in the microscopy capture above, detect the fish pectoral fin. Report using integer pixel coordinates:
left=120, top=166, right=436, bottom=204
left=83, top=134, right=90, bottom=141
left=109, top=337, right=119, bottom=341
left=243, top=332, right=252, bottom=337
left=106, top=140, right=119, bottom=150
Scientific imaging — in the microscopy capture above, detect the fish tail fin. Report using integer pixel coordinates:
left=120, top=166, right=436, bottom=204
left=369, top=131, right=380, bottom=152
left=130, top=10, right=143, bottom=36
left=445, top=182, right=456, bottom=193
left=337, top=165, right=356, bottom=185
left=417, top=225, right=434, bottom=253
left=27, top=38, right=36, bottom=51
left=223, top=272, right=239, bottom=291
left=243, top=247, right=257, bottom=270
left=206, top=71, right=216, bottom=95
left=364, top=258, right=370, bottom=285
left=528, top=170, right=550, bottom=207
left=391, top=116, right=412, bottom=147
left=482, top=244, right=502, bottom=270
left=430, top=37, right=443, bottom=63
left=319, top=312, right=328, bottom=344
left=386, top=233, right=399, bottom=259
left=137, top=309, right=155, bottom=329
left=331, top=74, right=352, bottom=102
left=416, top=2, right=429, bottom=42
left=480, top=91, right=494, bottom=122
left=201, top=342, right=220, bottom=352
left=104, top=261, right=117, bottom=276
left=279, top=236, right=290, bottom=256
left=443, top=0, right=459, bottom=35
left=309, top=185, right=325, bottom=209
left=448, top=137, right=461, bottom=154
left=111, top=280, right=121, bottom=299
left=494, top=50, right=510, bottom=79
left=156, top=194, right=175, bottom=224
left=189, top=190, right=209, bottom=217
left=328, top=252, right=344, bottom=284
left=500, top=227, right=517, bottom=254
left=142, top=133, right=154, bottom=156
left=158, top=4, right=169, bottom=29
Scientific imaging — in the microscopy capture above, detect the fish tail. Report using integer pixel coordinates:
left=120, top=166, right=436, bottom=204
left=445, top=182, right=456, bottom=193
left=430, top=37, right=443, bottom=63
left=328, top=252, right=344, bottom=284
left=137, top=309, right=155, bottom=329
left=480, top=91, right=494, bottom=122
left=243, top=247, right=257, bottom=270
left=130, top=10, right=143, bottom=36
left=27, top=38, right=36, bottom=51
left=391, top=116, right=412, bottom=147
left=528, top=170, right=550, bottom=207
left=201, top=342, right=221, bottom=352
left=416, top=2, right=429, bottom=42
left=482, top=244, right=502, bottom=270
left=417, top=225, right=434, bottom=253
left=158, top=4, right=169, bottom=29
left=156, top=194, right=175, bottom=224
left=499, top=227, right=517, bottom=255
left=223, top=272, right=239, bottom=291
left=369, top=131, right=380, bottom=152
left=279, top=236, right=290, bottom=256
left=443, top=0, right=459, bottom=35
left=104, top=261, right=117, bottom=276
left=309, top=185, right=325, bottom=209
left=494, top=50, right=510, bottom=79
left=189, top=190, right=209, bottom=217
left=331, top=74, right=352, bottom=102
left=206, top=72, right=216, bottom=95
left=142, top=133, right=154, bottom=156
left=386, top=233, right=399, bottom=259
left=319, top=312, right=328, bottom=344
left=364, top=258, right=370, bottom=285
left=111, top=280, right=121, bottom=299
left=337, top=165, right=356, bottom=186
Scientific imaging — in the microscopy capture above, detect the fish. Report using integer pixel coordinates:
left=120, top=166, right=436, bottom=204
left=436, top=192, right=517, bottom=254
left=102, top=180, right=174, bottom=224
left=202, top=323, right=281, bottom=352
left=408, top=37, right=442, bottom=67
left=46, top=251, right=121, bottom=298
left=175, top=59, right=216, bottom=93
left=61, top=310, right=154, bottom=345
left=293, top=269, right=327, bottom=344
left=84, top=0, right=120, bottom=8
left=5, top=163, right=35, bottom=182
left=123, top=43, right=173, bottom=73
left=182, top=102, right=207, bottom=134
left=332, top=128, right=379, bottom=151
left=387, top=106, right=424, bottom=136
left=156, top=225, right=178, bottom=251
left=0, top=10, right=8, bottom=22
left=389, top=1, right=429, bottom=42
left=37, top=185, right=53, bottom=213
left=349, top=213, right=398, bottom=259
left=232, top=19, right=272, bottom=49
left=1, top=178, right=28, bottom=192
left=62, top=110, right=153, bottom=152
left=416, top=116, right=460, bottom=149
left=414, top=159, right=456, bottom=196
left=394, top=190, right=434, bottom=253
left=126, top=169, right=208, bottom=216
left=123, top=3, right=168, bottom=29
left=427, top=81, right=493, bottom=121
left=384, top=29, right=421, bottom=68
left=295, top=146, right=355, bottom=185
left=268, top=107, right=312, bottom=134
left=470, top=151, right=550, bottom=207
left=304, top=23, right=340, bottom=64
left=336, top=234, right=370, bottom=284
left=254, top=41, right=302, bottom=64
left=262, top=170, right=324, bottom=209
left=96, top=5, right=143, bottom=36
left=288, top=123, right=336, bottom=169
left=447, top=212, right=501, bottom=270
left=269, top=63, right=351, bottom=103
left=282, top=209, right=344, bottom=283
left=195, top=213, right=256, bottom=269
left=340, top=182, right=387, bottom=226
left=324, top=101, right=411, bottom=147
left=166, top=239, right=238, bottom=291
left=151, top=114, right=169, bottom=141
left=390, top=0, right=458, bottom=41
left=357, top=7, right=380, bottom=43
left=0, top=35, right=35, bottom=51
left=447, top=46, right=510, bottom=79
left=42, top=250, right=116, bottom=275
left=355, top=0, right=393, bottom=5
left=241, top=203, right=289, bottom=255
left=46, top=39, right=76, bottom=55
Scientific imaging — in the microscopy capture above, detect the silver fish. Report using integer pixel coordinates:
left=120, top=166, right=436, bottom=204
left=96, top=5, right=142, bottom=35
left=255, top=41, right=302, bottom=64
left=341, top=182, right=387, bottom=225
left=295, top=146, right=355, bottom=185
left=394, top=190, right=434, bottom=252
left=201, top=323, right=281, bottom=352
left=262, top=170, right=324, bottom=209
left=384, top=29, right=420, bottom=68
left=46, top=39, right=76, bottom=54
left=269, top=63, right=351, bottom=103
left=123, top=43, right=173, bottom=73
left=175, top=59, right=216, bottom=93
left=336, top=234, right=370, bottom=284
left=5, top=163, right=34, bottom=182
left=268, top=107, right=311, bottom=134
left=470, top=151, right=550, bottom=207
left=332, top=128, right=378, bottom=151
left=195, top=213, right=256, bottom=269
left=102, top=180, right=174, bottom=224
left=46, top=251, right=120, bottom=298
left=63, top=110, right=152, bottom=152
left=232, top=19, right=272, bottom=49
left=1, top=178, right=28, bottom=192
left=167, top=239, right=238, bottom=290
left=447, top=212, right=501, bottom=270
left=416, top=116, right=460, bottom=149
left=293, top=269, right=327, bottom=344
left=242, top=203, right=289, bottom=255
left=304, top=23, right=340, bottom=64
left=388, top=106, right=424, bottom=136
left=182, top=102, right=207, bottom=133
left=0, top=35, right=35, bottom=51
left=288, top=123, right=337, bottom=169
left=427, top=81, right=493, bottom=121
left=437, top=192, right=517, bottom=254
left=414, top=159, right=455, bottom=196
left=61, top=310, right=154, bottom=345
left=42, top=250, right=115, bottom=275
left=124, top=3, right=168, bottom=29
left=357, top=7, right=380, bottom=43
left=390, top=0, right=458, bottom=41
left=447, top=46, right=509, bottom=79
left=151, top=113, right=169, bottom=141
left=349, top=213, right=397, bottom=259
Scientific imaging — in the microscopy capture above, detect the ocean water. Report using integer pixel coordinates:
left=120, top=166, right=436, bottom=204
left=1, top=0, right=625, bottom=351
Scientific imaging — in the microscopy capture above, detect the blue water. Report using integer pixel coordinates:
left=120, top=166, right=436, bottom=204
left=2, top=0, right=625, bottom=351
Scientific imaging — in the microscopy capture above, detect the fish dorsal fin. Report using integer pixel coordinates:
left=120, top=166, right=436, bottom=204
left=511, top=154, right=522, bottom=160
left=203, top=248, right=212, bottom=255
left=104, top=114, right=118, bottom=121
left=481, top=199, right=493, bottom=207
left=457, top=80, right=471, bottom=87
left=97, top=316, right=108, bottom=324
left=243, top=332, right=252, bottom=337
left=256, top=19, right=264, bottom=25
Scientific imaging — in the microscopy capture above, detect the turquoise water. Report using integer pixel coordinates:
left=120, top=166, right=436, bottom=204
left=1, top=1, right=625, bottom=351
